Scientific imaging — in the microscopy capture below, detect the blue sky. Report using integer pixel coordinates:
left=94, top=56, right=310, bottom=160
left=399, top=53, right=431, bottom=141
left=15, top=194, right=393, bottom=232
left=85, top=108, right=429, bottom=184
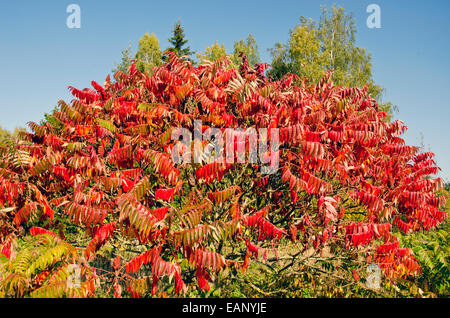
left=0, top=0, right=449, bottom=181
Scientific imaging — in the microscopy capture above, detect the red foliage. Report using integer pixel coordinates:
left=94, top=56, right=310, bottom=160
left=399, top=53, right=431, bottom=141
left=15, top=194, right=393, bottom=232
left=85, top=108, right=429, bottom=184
left=0, top=51, right=447, bottom=297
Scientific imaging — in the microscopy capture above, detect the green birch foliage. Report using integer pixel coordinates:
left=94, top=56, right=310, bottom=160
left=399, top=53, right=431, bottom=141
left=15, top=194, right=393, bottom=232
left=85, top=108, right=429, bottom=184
left=135, top=33, right=163, bottom=74
left=231, top=34, right=260, bottom=67
left=197, top=42, right=228, bottom=62
left=269, top=5, right=394, bottom=120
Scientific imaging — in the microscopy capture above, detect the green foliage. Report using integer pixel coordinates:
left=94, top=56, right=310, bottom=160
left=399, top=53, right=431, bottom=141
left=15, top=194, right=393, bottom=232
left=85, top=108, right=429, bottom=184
left=197, top=42, right=228, bottom=62
left=41, top=106, right=64, bottom=134
left=112, top=34, right=163, bottom=76
left=268, top=42, right=291, bottom=80
left=231, top=34, right=260, bottom=67
left=167, top=22, right=193, bottom=58
left=0, top=126, right=27, bottom=151
left=190, top=243, right=391, bottom=298
left=0, top=127, right=12, bottom=141
left=135, top=33, right=163, bottom=74
left=112, top=42, right=134, bottom=75
left=268, top=5, right=394, bottom=120
left=0, top=233, right=93, bottom=298
left=396, top=223, right=449, bottom=297
left=196, top=35, right=260, bottom=68
left=396, top=191, right=450, bottom=297
left=0, top=127, right=14, bottom=151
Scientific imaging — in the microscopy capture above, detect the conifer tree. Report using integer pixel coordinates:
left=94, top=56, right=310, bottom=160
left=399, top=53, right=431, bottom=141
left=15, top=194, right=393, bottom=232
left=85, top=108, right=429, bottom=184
left=112, top=42, right=133, bottom=74
left=167, top=22, right=193, bottom=57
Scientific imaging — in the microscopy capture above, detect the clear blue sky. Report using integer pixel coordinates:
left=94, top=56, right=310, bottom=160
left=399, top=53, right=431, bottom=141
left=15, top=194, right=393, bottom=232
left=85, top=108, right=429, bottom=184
left=0, top=0, right=449, bottom=181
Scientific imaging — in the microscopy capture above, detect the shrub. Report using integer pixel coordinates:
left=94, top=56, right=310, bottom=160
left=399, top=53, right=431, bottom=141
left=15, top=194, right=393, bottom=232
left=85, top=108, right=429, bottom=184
left=0, top=52, right=447, bottom=297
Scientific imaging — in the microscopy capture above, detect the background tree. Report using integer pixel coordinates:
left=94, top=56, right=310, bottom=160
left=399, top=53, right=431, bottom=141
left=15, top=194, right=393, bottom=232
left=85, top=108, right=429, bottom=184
left=268, top=5, right=394, bottom=119
left=0, top=126, right=26, bottom=144
left=135, top=32, right=163, bottom=74
left=197, top=41, right=228, bottom=62
left=0, top=126, right=12, bottom=141
left=231, top=34, right=260, bottom=66
left=167, top=22, right=193, bottom=58
left=268, top=42, right=291, bottom=80
left=112, top=42, right=133, bottom=74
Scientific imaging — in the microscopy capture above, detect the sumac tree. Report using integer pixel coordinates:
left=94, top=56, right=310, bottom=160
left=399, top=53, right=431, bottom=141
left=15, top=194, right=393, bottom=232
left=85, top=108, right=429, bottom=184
left=0, top=52, right=447, bottom=297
